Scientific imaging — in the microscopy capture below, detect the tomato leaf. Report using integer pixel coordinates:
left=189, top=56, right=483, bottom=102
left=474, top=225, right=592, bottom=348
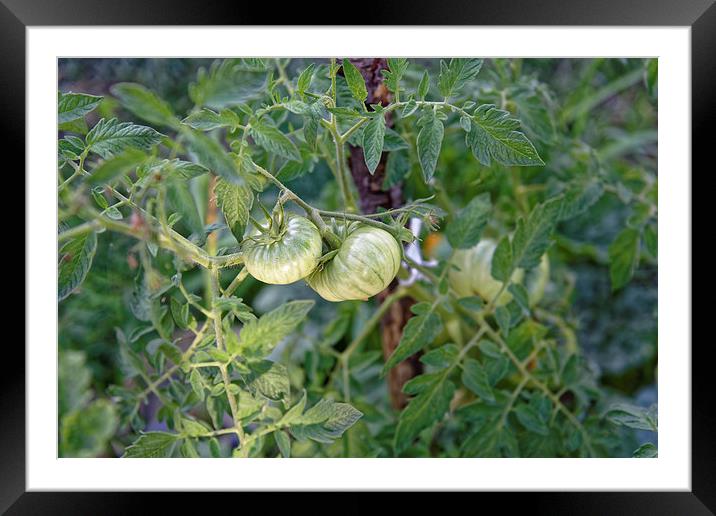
left=246, top=360, right=290, bottom=403
left=58, top=231, right=98, bottom=301
left=342, top=59, right=368, bottom=104
left=394, top=372, right=455, bottom=454
left=238, top=300, right=314, bottom=359
left=288, top=399, right=363, bottom=444
left=608, top=227, right=641, bottom=291
left=111, top=82, right=179, bottom=129
left=416, top=110, right=444, bottom=182
left=58, top=92, right=103, bottom=124
left=466, top=104, right=544, bottom=167
left=383, top=311, right=443, bottom=375
left=250, top=120, right=301, bottom=162
left=461, top=358, right=495, bottom=402
left=214, top=178, right=253, bottom=243
left=438, top=58, right=483, bottom=100
left=123, top=432, right=179, bottom=458
left=362, top=112, right=386, bottom=174
left=446, top=192, right=492, bottom=249
left=86, top=118, right=164, bottom=159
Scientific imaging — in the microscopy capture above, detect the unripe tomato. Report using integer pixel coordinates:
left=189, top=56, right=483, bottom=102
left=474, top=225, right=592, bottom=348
left=449, top=239, right=549, bottom=306
left=242, top=215, right=322, bottom=285
left=306, top=224, right=402, bottom=302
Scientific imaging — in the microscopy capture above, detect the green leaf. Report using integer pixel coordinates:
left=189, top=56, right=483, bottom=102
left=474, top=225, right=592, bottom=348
left=508, top=283, right=530, bottom=312
left=362, top=112, right=385, bottom=174
left=86, top=118, right=163, bottom=159
left=246, top=360, right=290, bottom=402
left=250, top=120, right=301, bottom=162
left=511, top=197, right=562, bottom=270
left=159, top=342, right=182, bottom=365
left=296, top=64, right=315, bottom=96
left=58, top=92, right=103, bottom=124
left=214, top=178, right=253, bottom=243
left=514, top=402, right=550, bottom=436
left=383, top=150, right=410, bottom=189
left=644, top=223, right=657, bottom=258
left=180, top=417, right=211, bottom=437
left=189, top=369, right=206, bottom=400
left=461, top=358, right=495, bottom=402
left=416, top=111, right=444, bottom=182
left=438, top=58, right=483, bottom=99
left=606, top=403, right=657, bottom=431
left=417, top=70, right=430, bottom=100
left=342, top=59, right=368, bottom=104
left=289, top=399, right=363, bottom=444
left=495, top=306, right=512, bottom=336
left=169, top=298, right=189, bottom=329
left=559, top=178, right=604, bottom=221
left=123, top=432, right=179, bottom=458
left=238, top=300, right=314, bottom=359
left=58, top=117, right=89, bottom=135
left=189, top=59, right=267, bottom=109
left=633, top=442, right=658, bottom=458
left=58, top=136, right=85, bottom=160
left=88, top=149, right=147, bottom=185
left=644, top=59, right=658, bottom=98
left=166, top=178, right=204, bottom=236
left=420, top=344, right=459, bottom=369
left=111, top=83, right=178, bottom=128
left=490, top=236, right=513, bottom=283
left=512, top=93, right=556, bottom=143
left=58, top=231, right=98, bottom=301
left=275, top=430, right=291, bottom=458
left=466, top=104, right=544, bottom=166
left=60, top=399, right=118, bottom=458
left=382, top=58, right=409, bottom=97
left=161, top=159, right=210, bottom=180
left=394, top=373, right=455, bottom=454
left=383, top=127, right=409, bottom=151
left=383, top=311, right=443, bottom=374
left=608, top=228, right=640, bottom=291
left=182, top=108, right=242, bottom=131
left=446, top=192, right=491, bottom=249
left=186, top=131, right=243, bottom=185
left=58, top=351, right=92, bottom=415
left=302, top=100, right=327, bottom=150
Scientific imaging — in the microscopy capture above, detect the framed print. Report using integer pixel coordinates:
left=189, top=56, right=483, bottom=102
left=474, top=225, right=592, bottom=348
left=6, top=0, right=711, bottom=512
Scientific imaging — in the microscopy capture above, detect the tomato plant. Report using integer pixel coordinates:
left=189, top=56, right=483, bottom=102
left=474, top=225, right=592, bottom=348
left=58, top=57, right=658, bottom=458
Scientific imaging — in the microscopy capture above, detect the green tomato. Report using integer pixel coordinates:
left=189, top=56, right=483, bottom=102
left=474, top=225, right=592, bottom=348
left=306, top=224, right=402, bottom=302
left=449, top=239, right=549, bottom=306
left=242, top=215, right=322, bottom=285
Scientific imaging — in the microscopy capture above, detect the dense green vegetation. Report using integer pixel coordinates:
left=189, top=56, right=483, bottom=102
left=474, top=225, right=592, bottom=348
left=58, top=57, right=657, bottom=458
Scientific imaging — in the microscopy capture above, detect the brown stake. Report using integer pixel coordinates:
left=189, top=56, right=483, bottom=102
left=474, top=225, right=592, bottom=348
left=343, top=57, right=421, bottom=409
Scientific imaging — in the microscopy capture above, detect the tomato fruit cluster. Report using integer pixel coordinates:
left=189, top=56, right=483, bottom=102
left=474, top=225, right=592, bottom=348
left=242, top=215, right=402, bottom=302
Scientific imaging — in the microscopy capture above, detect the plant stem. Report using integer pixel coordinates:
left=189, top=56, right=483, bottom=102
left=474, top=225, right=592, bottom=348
left=332, top=133, right=358, bottom=212
left=223, top=267, right=250, bottom=297
left=474, top=312, right=596, bottom=457
left=136, top=320, right=210, bottom=402
left=328, top=287, right=408, bottom=395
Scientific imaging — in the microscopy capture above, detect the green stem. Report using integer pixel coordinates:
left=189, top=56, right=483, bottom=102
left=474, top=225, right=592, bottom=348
left=223, top=267, right=250, bottom=297
left=136, top=320, right=210, bottom=402
left=328, top=287, right=408, bottom=394
left=474, top=312, right=596, bottom=457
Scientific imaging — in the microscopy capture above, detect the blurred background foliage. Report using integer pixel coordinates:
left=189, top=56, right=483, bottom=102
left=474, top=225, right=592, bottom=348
left=58, top=57, right=657, bottom=457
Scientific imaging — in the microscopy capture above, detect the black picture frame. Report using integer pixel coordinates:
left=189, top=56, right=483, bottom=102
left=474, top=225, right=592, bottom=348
left=6, top=0, right=711, bottom=512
